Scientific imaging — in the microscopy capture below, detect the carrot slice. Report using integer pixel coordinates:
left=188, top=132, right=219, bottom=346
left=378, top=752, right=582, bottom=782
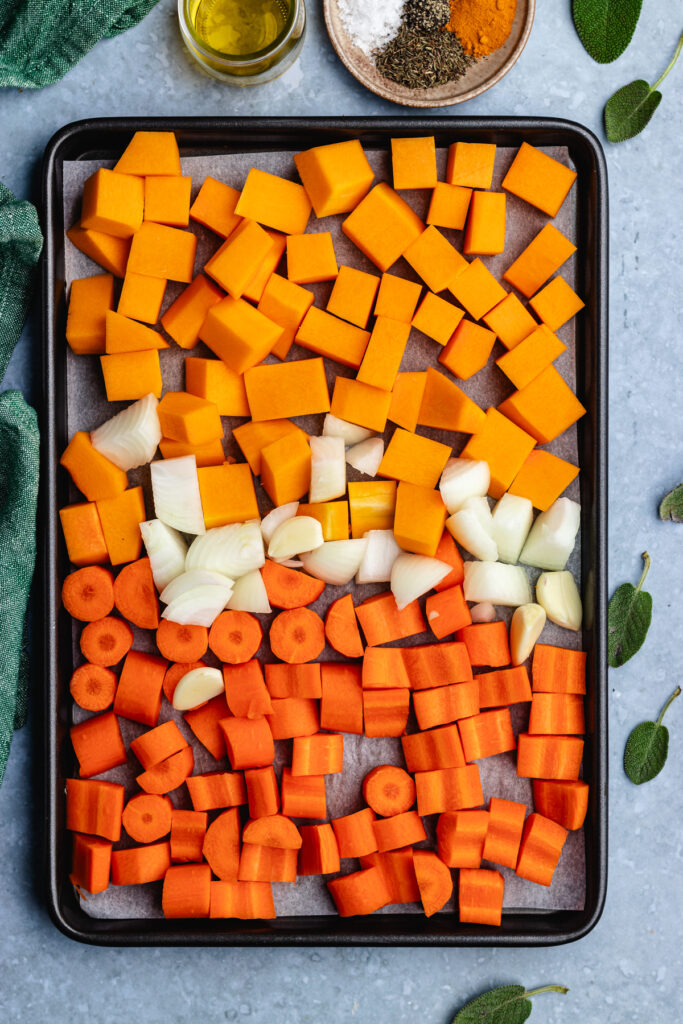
left=327, top=865, right=391, bottom=916
left=298, top=824, right=340, bottom=875
left=280, top=767, right=326, bottom=819
left=515, top=812, right=568, bottom=886
left=532, top=779, right=589, bottom=831
left=261, top=558, right=325, bottom=609
left=401, top=724, right=466, bottom=772
left=362, top=764, right=415, bottom=817
left=437, top=810, right=489, bottom=868
left=113, top=557, right=160, bottom=629
left=69, top=663, right=117, bottom=712
left=170, top=809, right=208, bottom=863
left=325, top=594, right=364, bottom=658
left=238, top=844, right=298, bottom=883
left=209, top=610, right=263, bottom=663
left=358, top=848, right=419, bottom=904
left=481, top=798, right=527, bottom=869
left=458, top=622, right=511, bottom=667
left=264, top=662, right=322, bottom=698
left=432, top=530, right=464, bottom=590
left=219, top=716, right=275, bottom=770
left=156, top=620, right=208, bottom=662
left=243, top=814, right=302, bottom=850
left=66, top=778, right=124, bottom=842
left=373, top=810, right=426, bottom=852
left=122, top=793, right=173, bottom=843
left=163, top=659, right=206, bottom=703
left=320, top=663, right=363, bottom=734
left=186, top=771, right=247, bottom=811
left=79, top=616, right=133, bottom=667
left=162, top=863, right=212, bottom=918
left=331, top=807, right=377, bottom=858
left=183, top=692, right=230, bottom=760
left=129, top=720, right=189, bottom=769
left=112, top=842, right=171, bottom=885
left=70, top=833, right=112, bottom=894
left=223, top=660, right=272, bottom=718
left=363, top=688, right=410, bottom=738
left=413, top=849, right=453, bottom=917
left=459, top=867, right=504, bottom=926
left=292, top=733, right=343, bottom=776
left=414, top=764, right=484, bottom=815
left=209, top=880, right=276, bottom=919
left=202, top=807, right=241, bottom=881
left=114, top=649, right=167, bottom=727
left=269, top=607, right=325, bottom=664
left=70, top=711, right=127, bottom=778
left=136, top=745, right=194, bottom=794
left=245, top=765, right=280, bottom=818
left=62, top=566, right=115, bottom=622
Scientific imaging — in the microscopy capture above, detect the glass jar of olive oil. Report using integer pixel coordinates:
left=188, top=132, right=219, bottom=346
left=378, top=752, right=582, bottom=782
left=178, top=0, right=306, bottom=85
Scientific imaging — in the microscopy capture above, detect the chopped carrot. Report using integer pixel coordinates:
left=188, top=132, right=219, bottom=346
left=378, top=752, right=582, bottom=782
left=267, top=696, right=320, bottom=739
left=66, top=778, right=124, bottom=842
left=136, top=745, right=194, bottom=794
left=209, top=880, right=276, bottom=919
left=186, top=771, right=247, bottom=811
left=220, top=715, right=275, bottom=770
left=122, top=793, right=173, bottom=843
left=113, top=557, right=160, bottom=629
left=223, top=660, right=273, bottom=718
left=331, top=807, right=378, bottom=858
left=245, top=765, right=280, bottom=818
left=298, top=824, right=340, bottom=875
left=320, top=662, right=363, bottom=735
left=162, top=863, right=212, bottom=918
left=458, top=622, right=511, bottom=667
left=401, top=723, right=466, bottom=772
left=373, top=810, right=426, bottom=852
left=362, top=764, right=415, bottom=817
left=183, top=692, right=230, bottom=760
left=482, top=798, right=527, bottom=869
left=362, top=648, right=411, bottom=690
left=70, top=833, right=112, bottom=894
left=202, top=807, right=241, bottom=881
left=413, top=849, right=453, bottom=917
left=458, top=708, right=516, bottom=761
left=280, top=767, right=327, bottom=819
left=113, top=649, right=167, bottom=727
left=355, top=593, right=426, bottom=647
left=62, top=566, right=115, bottom=622
left=414, top=764, right=483, bottom=815
left=363, top=688, right=410, bottom=738
left=156, top=620, right=208, bottom=662
left=532, top=779, right=589, bottom=831
left=403, top=642, right=473, bottom=690
left=432, top=530, right=464, bottom=590
left=359, top=848, right=419, bottom=904
left=163, top=659, right=206, bottom=703
left=437, top=810, right=489, bottom=868
left=243, top=814, right=302, bottom=850
left=238, top=844, right=298, bottom=883
left=327, top=865, right=391, bottom=916
left=70, top=711, right=127, bottom=778
left=528, top=692, right=585, bottom=735
left=209, top=610, right=263, bottom=664
left=292, top=733, right=343, bottom=776
left=269, top=607, right=325, bottom=664
left=264, top=662, right=322, bottom=698
left=79, top=615, right=133, bottom=667
left=69, top=663, right=117, bottom=712
left=111, top=842, right=172, bottom=885
left=412, top=680, right=480, bottom=731
left=425, top=585, right=472, bottom=639
left=515, top=812, right=568, bottom=886
left=532, top=643, right=586, bottom=694
left=325, top=594, right=364, bottom=658
left=477, top=666, right=532, bottom=708
left=129, top=720, right=189, bottom=769
left=261, top=559, right=325, bottom=609
left=516, top=733, right=584, bottom=780
left=459, top=867, right=504, bottom=926
left=170, top=809, right=208, bottom=863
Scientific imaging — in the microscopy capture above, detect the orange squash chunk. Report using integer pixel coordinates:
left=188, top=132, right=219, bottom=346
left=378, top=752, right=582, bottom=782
left=342, top=182, right=424, bottom=272
left=80, top=169, right=144, bottom=239
left=114, top=131, right=181, bottom=176
left=460, top=408, right=536, bottom=499
left=529, top=275, right=585, bottom=331
left=59, top=502, right=108, bottom=566
left=199, top=296, right=283, bottom=375
left=463, top=191, right=506, bottom=256
left=502, top=142, right=577, bottom=217
left=508, top=449, right=579, bottom=511
left=144, top=176, right=192, bottom=227
left=297, top=501, right=349, bottom=541
left=498, top=365, right=587, bottom=444
left=189, top=177, right=242, bottom=238
left=448, top=258, right=507, bottom=321
left=66, top=224, right=131, bottom=278
left=161, top=274, right=224, bottom=350
left=260, top=431, right=312, bottom=506
left=403, top=225, right=468, bottom=294
left=236, top=168, right=311, bottom=234
left=294, top=139, right=374, bottom=217
left=60, top=431, right=128, bottom=502
left=504, top=223, right=577, bottom=298
left=446, top=142, right=496, bottom=189
left=117, top=271, right=166, bottom=324
left=257, top=272, right=314, bottom=361
left=482, top=292, right=538, bottom=350
left=326, top=265, right=380, bottom=329
left=438, top=318, right=497, bottom=380
left=356, top=316, right=411, bottom=392
left=198, top=463, right=259, bottom=528
left=374, top=272, right=422, bottom=322
left=127, top=222, right=196, bottom=283
left=388, top=371, right=427, bottom=432
left=496, top=325, right=566, bottom=390
left=245, top=358, right=330, bottom=421
left=426, top=182, right=472, bottom=230
left=96, top=486, right=146, bottom=565
left=242, top=230, right=287, bottom=304
left=417, top=367, right=486, bottom=435
left=100, top=350, right=163, bottom=401
left=394, top=481, right=447, bottom=557
left=157, top=392, right=223, bottom=446
left=348, top=480, right=396, bottom=538
left=391, top=136, right=437, bottom=190
left=159, top=438, right=225, bottom=467
left=105, top=310, right=168, bottom=353
left=185, top=358, right=249, bottom=417
left=66, top=274, right=114, bottom=354
left=204, top=219, right=275, bottom=299
left=412, top=291, right=464, bottom=346
left=296, top=306, right=370, bottom=369
left=330, top=377, right=392, bottom=433
left=233, top=419, right=307, bottom=475
left=286, top=232, right=338, bottom=284
left=379, top=427, right=451, bottom=489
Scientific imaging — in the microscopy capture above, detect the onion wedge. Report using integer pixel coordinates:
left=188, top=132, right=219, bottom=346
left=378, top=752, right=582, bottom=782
left=140, top=519, right=187, bottom=592
left=91, top=393, right=161, bottom=471
left=391, top=553, right=451, bottom=610
left=300, top=539, right=368, bottom=586
left=185, top=521, right=265, bottom=579
left=150, top=455, right=205, bottom=536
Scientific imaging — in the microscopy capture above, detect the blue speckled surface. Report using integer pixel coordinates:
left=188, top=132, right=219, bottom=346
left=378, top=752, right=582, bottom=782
left=2, top=0, right=683, bottom=1019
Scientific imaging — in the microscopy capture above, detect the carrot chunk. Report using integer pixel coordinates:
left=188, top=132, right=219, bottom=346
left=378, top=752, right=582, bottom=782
left=325, top=594, right=364, bottom=658
left=532, top=643, right=587, bottom=694
left=280, top=767, right=327, bottom=819
left=425, top=585, right=472, bottom=639
left=136, top=745, right=194, bottom=794
left=269, top=607, right=325, bottom=664
left=320, top=663, right=363, bottom=735
left=459, top=867, right=504, bottom=926
left=170, top=809, right=208, bottom=863
left=412, top=680, right=479, bottom=731
left=122, top=794, right=173, bottom=843
left=331, top=808, right=378, bottom=858
left=243, top=814, right=302, bottom=850
left=355, top=593, right=426, bottom=647
left=62, top=566, right=115, bottom=622
left=414, top=764, right=483, bottom=815
left=114, top=649, right=167, bottom=727
left=362, top=647, right=411, bottom=690
left=69, top=663, right=117, bottom=712
left=298, top=824, right=340, bottom=875
left=220, top=716, right=275, bottom=770
left=238, top=844, right=298, bottom=884
left=186, top=772, right=247, bottom=811
left=203, top=808, right=241, bottom=881
left=70, top=711, right=127, bottom=778
left=261, top=559, right=326, bottom=609
left=362, top=764, right=415, bottom=817
left=209, top=880, right=276, bottom=919
left=403, top=642, right=473, bottom=690
left=528, top=692, right=585, bottom=735
left=477, top=666, right=532, bottom=708
left=292, top=733, right=343, bottom=776
left=401, top=723, right=466, bottom=772
left=70, top=833, right=112, bottom=894
left=482, top=798, right=527, bottom=869
left=437, top=810, right=489, bottom=868
left=515, top=812, right=568, bottom=886
left=156, top=620, right=208, bottom=662
left=363, top=688, right=410, bottom=737
left=532, top=780, right=589, bottom=831
left=327, top=865, right=391, bottom=916
left=358, top=848, right=420, bottom=904
left=373, top=810, right=426, bottom=852
left=264, top=663, right=322, bottom=699
left=223, top=660, right=273, bottom=718
left=413, top=849, right=453, bottom=917
left=245, top=765, right=280, bottom=818
left=183, top=692, right=230, bottom=760
left=162, top=863, right=212, bottom=918
left=458, top=622, right=511, bottom=667
left=112, top=842, right=171, bottom=886
left=66, top=778, right=124, bottom=842
left=267, top=696, right=320, bottom=740
left=129, top=720, right=189, bottom=769
left=458, top=708, right=516, bottom=761
left=113, top=557, right=160, bottom=629
left=209, top=610, right=263, bottom=664
left=516, top=733, right=584, bottom=780
left=79, top=616, right=133, bottom=667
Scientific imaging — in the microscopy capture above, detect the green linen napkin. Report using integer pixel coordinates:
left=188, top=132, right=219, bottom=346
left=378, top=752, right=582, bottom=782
left=0, top=181, right=42, bottom=785
left=0, top=0, right=161, bottom=89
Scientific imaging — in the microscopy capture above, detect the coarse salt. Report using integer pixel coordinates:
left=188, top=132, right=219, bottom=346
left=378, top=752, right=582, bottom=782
left=337, top=0, right=404, bottom=56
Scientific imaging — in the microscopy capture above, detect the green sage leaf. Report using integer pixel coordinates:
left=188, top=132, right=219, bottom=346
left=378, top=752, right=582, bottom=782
left=659, top=483, right=683, bottom=521
left=604, top=80, right=662, bottom=142
left=573, top=0, right=643, bottom=63
left=452, top=984, right=569, bottom=1024
left=608, top=552, right=652, bottom=668
left=624, top=686, right=680, bottom=784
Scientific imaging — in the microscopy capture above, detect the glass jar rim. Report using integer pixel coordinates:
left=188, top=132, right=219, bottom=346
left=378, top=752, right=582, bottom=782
left=179, top=0, right=298, bottom=67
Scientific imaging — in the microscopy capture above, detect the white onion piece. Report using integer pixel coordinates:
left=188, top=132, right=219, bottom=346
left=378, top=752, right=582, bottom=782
left=227, top=570, right=271, bottom=613
left=276, top=559, right=303, bottom=568
left=268, top=516, right=324, bottom=560
left=91, top=393, right=161, bottom=471
left=309, top=435, right=346, bottom=502
left=470, top=601, right=496, bottom=623
left=439, top=458, right=490, bottom=514
left=520, top=498, right=581, bottom=571
left=186, top=521, right=265, bottom=578
left=355, top=529, right=401, bottom=584
left=172, top=666, right=224, bottom=711
left=510, top=603, right=547, bottom=665
left=300, top=539, right=368, bottom=586
left=491, top=493, right=534, bottom=564
left=391, top=553, right=451, bottom=611
left=140, top=519, right=187, bottom=592
left=463, top=561, right=532, bottom=607
left=162, top=582, right=233, bottom=626
left=151, top=455, right=205, bottom=535
left=345, top=437, right=384, bottom=477
left=536, top=570, right=582, bottom=631
left=160, top=569, right=233, bottom=606
left=260, top=502, right=299, bottom=545
left=322, top=413, right=374, bottom=446
left=446, top=508, right=498, bottom=562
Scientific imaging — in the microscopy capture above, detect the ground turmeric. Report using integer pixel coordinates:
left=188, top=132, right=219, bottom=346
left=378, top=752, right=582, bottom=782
left=446, top=0, right=517, bottom=58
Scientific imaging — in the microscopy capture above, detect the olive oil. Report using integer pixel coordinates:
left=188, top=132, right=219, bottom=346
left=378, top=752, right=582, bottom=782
left=193, top=0, right=289, bottom=55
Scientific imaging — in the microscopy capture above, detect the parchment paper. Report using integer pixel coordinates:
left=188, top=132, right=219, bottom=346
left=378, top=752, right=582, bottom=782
left=62, top=142, right=585, bottom=920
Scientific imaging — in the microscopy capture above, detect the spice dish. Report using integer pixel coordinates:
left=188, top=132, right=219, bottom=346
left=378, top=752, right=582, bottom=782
left=324, top=0, right=535, bottom=108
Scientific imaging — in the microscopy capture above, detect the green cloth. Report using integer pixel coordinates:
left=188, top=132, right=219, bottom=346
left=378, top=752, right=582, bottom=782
left=0, top=0, right=161, bottom=89
left=0, top=181, right=42, bottom=785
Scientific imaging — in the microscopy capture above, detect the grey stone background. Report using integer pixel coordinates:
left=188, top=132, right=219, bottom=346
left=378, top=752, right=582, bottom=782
left=1, top=0, right=682, bottom=1020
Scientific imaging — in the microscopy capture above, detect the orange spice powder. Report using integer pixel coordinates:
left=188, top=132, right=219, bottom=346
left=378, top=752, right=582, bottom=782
left=446, top=0, right=518, bottom=58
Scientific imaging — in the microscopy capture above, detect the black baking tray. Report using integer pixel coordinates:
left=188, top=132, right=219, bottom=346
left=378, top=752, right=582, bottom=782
left=40, top=116, right=608, bottom=947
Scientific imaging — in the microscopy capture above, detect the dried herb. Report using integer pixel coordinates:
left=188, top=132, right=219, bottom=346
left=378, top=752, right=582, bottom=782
left=572, top=0, right=643, bottom=64
left=605, top=30, right=683, bottom=142
left=404, top=0, right=450, bottom=34
left=624, top=686, right=680, bottom=785
left=374, top=23, right=472, bottom=89
left=452, top=983, right=569, bottom=1024
left=607, top=551, right=652, bottom=668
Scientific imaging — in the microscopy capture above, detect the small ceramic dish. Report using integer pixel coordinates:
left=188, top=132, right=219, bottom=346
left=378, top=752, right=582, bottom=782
left=323, top=0, right=535, bottom=107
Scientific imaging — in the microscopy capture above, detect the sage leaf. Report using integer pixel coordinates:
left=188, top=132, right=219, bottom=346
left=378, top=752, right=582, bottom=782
left=624, top=686, right=680, bottom=784
left=659, top=483, right=683, bottom=522
left=452, top=984, right=569, bottom=1024
left=573, top=0, right=642, bottom=64
left=607, top=552, right=652, bottom=668
left=604, top=29, right=683, bottom=143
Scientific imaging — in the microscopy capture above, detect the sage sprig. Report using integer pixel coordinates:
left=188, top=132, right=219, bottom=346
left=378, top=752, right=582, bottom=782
left=572, top=0, right=643, bottom=64
left=604, top=29, right=683, bottom=142
left=452, top=984, right=569, bottom=1024
left=607, top=552, right=652, bottom=668
left=624, top=686, right=680, bottom=784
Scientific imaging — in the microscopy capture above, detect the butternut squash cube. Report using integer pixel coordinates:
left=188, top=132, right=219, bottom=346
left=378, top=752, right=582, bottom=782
left=95, top=486, right=146, bottom=565
left=114, top=131, right=181, bottom=176
left=59, top=502, right=108, bottom=566
left=326, top=265, right=380, bottom=329
left=391, top=136, right=437, bottom=190
left=66, top=274, right=114, bottom=354
left=403, top=225, right=468, bottom=294
left=81, top=169, right=144, bottom=239
left=105, top=310, right=168, bottom=353
left=286, top=232, right=338, bottom=284
left=233, top=419, right=308, bottom=475
left=504, top=223, right=577, bottom=298
left=427, top=182, right=472, bottom=231
left=296, top=306, right=370, bottom=369
left=374, top=272, right=422, bottom=323
left=448, top=258, right=507, bottom=320
left=236, top=168, right=311, bottom=235
left=298, top=501, right=350, bottom=541
left=460, top=408, right=536, bottom=499
left=417, top=366, right=486, bottom=435
left=446, top=143, right=496, bottom=189
left=529, top=276, right=585, bottom=331
left=244, top=358, right=330, bottom=421
left=498, top=365, right=587, bottom=444
left=294, top=139, right=374, bottom=217
left=161, top=274, right=224, bottom=350
left=257, top=272, right=314, bottom=361
left=100, top=350, right=162, bottom=401
left=482, top=293, right=538, bottom=350
left=157, top=392, right=223, bottom=446
left=502, top=143, right=577, bottom=217
left=394, top=481, right=447, bottom=557
left=189, top=177, right=242, bottom=238
left=438, top=319, right=497, bottom=380
left=388, top=372, right=427, bottom=433
left=66, top=224, right=131, bottom=278
left=260, top=431, right=312, bottom=506
left=342, top=183, right=424, bottom=272
left=60, top=431, right=128, bottom=502
left=199, top=296, right=283, bottom=375
left=197, top=463, right=259, bottom=528
left=204, top=219, right=275, bottom=300
left=357, top=316, right=411, bottom=392
left=463, top=191, right=506, bottom=256
left=508, top=450, right=580, bottom=511
left=159, top=438, right=225, bottom=467
left=348, top=481, right=397, bottom=538
left=144, top=176, right=192, bottom=227
left=379, top=428, right=451, bottom=489
left=412, top=291, right=464, bottom=346
left=185, top=358, right=249, bottom=417
left=117, top=271, right=166, bottom=324
left=330, top=378, right=392, bottom=433
left=243, top=230, right=287, bottom=304
left=496, top=325, right=566, bottom=390
left=127, top=222, right=197, bottom=283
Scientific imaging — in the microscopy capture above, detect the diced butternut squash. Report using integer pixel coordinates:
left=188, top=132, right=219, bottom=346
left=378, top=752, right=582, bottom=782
left=460, top=408, right=536, bottom=499
left=117, top=271, right=166, bottom=324
left=197, top=463, right=259, bottom=527
left=286, top=232, right=338, bottom=284
left=388, top=372, right=427, bottom=433
left=159, top=437, right=225, bottom=467
left=330, top=377, right=392, bottom=433
left=59, top=502, right=108, bottom=566
left=100, top=350, right=163, bottom=401
left=502, top=142, right=577, bottom=217
left=144, top=176, right=192, bottom=227
left=189, top=177, right=242, bottom=238
left=294, top=140, right=374, bottom=217
left=342, top=182, right=424, bottom=272
left=127, top=222, right=197, bottom=283
left=375, top=272, right=422, bottom=323
left=508, top=450, right=579, bottom=511
left=463, top=191, right=506, bottom=256
left=260, top=431, right=311, bottom=506
left=257, top=273, right=314, bottom=361
left=438, top=318, right=497, bottom=380
left=498, top=365, right=587, bottom=444
left=236, top=168, right=311, bottom=234
left=394, top=481, right=447, bottom=557
left=114, top=131, right=181, bottom=176
left=244, top=358, right=331, bottom=421
left=66, top=224, right=131, bottom=278
left=391, top=136, right=437, bottom=190
left=157, top=392, right=223, bottom=446
left=185, top=358, right=249, bottom=416
left=296, top=306, right=370, bottom=369
left=504, top=223, right=577, bottom=298
left=426, top=182, right=472, bottom=230
left=403, top=226, right=468, bottom=294
left=66, top=274, right=114, bottom=354
left=348, top=480, right=397, bottom=539
left=448, top=258, right=507, bottom=320
left=80, top=169, right=144, bottom=239
left=496, top=325, right=566, bottom=389
left=160, top=274, right=224, bottom=350
left=326, top=265, right=380, bottom=329
left=379, top=427, right=451, bottom=489
left=60, top=431, right=128, bottom=501
left=297, top=501, right=349, bottom=541
left=412, top=291, right=464, bottom=346
left=482, top=292, right=538, bottom=350
left=204, top=219, right=275, bottom=299
left=96, top=486, right=146, bottom=565
left=417, top=366, right=486, bottom=435
left=233, top=419, right=307, bottom=475
left=446, top=143, right=496, bottom=189
left=356, top=316, right=411, bottom=392
left=242, top=230, right=287, bottom=304
left=105, top=310, right=168, bottom=353
left=529, top=275, right=585, bottom=331
left=199, top=296, right=283, bottom=374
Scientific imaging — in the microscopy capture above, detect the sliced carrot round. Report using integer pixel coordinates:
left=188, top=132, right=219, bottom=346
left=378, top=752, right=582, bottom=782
left=325, top=593, right=364, bottom=658
left=156, top=620, right=208, bottom=662
left=413, top=849, right=453, bottom=917
left=62, top=566, right=115, bottom=622
left=209, top=611, right=263, bottom=664
left=122, top=793, right=173, bottom=843
left=261, top=559, right=325, bottom=609
left=242, top=814, right=302, bottom=850
left=79, top=616, right=134, bottom=667
left=69, top=663, right=117, bottom=712
left=136, top=745, right=195, bottom=794
left=269, top=608, right=325, bottom=664
left=113, top=557, right=160, bottom=629
left=362, top=764, right=416, bottom=817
